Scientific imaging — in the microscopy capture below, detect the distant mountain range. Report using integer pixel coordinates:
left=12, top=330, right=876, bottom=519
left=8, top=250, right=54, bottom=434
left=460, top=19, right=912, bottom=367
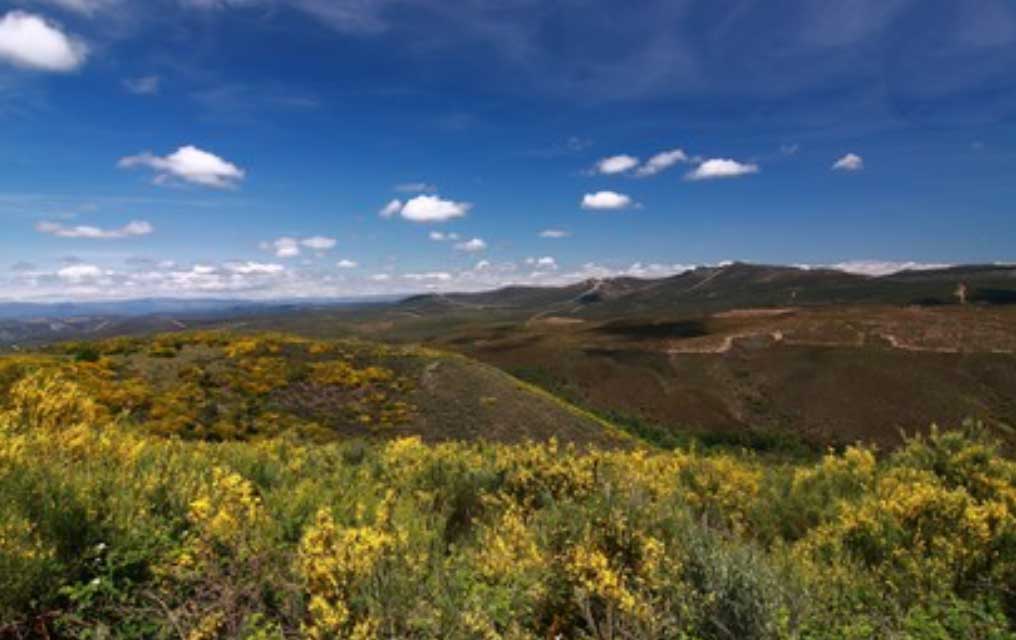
left=0, top=295, right=402, bottom=320
left=2, top=263, right=1014, bottom=348
left=400, top=263, right=1016, bottom=318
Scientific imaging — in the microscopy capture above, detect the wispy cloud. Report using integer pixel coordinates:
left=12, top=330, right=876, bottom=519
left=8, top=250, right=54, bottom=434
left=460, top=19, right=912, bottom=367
left=261, top=235, right=336, bottom=258
left=636, top=149, right=689, bottom=177
left=36, top=220, right=153, bottom=239
left=594, top=154, right=639, bottom=175
left=539, top=229, right=570, bottom=238
left=454, top=237, right=487, bottom=252
left=394, top=182, right=436, bottom=193
left=123, top=74, right=160, bottom=95
left=832, top=153, right=864, bottom=171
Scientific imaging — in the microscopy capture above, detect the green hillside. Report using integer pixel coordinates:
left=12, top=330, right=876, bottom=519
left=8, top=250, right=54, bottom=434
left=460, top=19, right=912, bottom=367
left=0, top=331, right=622, bottom=448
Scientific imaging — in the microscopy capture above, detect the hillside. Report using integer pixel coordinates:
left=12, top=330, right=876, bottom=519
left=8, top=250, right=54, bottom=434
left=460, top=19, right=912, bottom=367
left=0, top=332, right=621, bottom=447
left=398, top=263, right=1016, bottom=318
left=324, top=265, right=1016, bottom=449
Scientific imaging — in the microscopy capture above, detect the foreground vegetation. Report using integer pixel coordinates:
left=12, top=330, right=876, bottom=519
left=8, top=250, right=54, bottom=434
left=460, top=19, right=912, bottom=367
left=0, top=334, right=1014, bottom=638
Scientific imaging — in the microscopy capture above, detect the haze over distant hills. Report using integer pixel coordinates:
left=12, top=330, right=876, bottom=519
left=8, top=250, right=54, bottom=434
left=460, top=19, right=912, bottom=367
left=4, top=263, right=1014, bottom=320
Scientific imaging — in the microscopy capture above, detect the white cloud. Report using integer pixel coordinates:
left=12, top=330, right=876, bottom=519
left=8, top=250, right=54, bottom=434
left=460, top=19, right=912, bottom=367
left=685, top=158, right=759, bottom=181
left=832, top=153, right=864, bottom=171
left=118, top=145, right=245, bottom=189
left=429, top=231, right=460, bottom=241
left=595, top=154, right=639, bottom=175
left=24, top=0, right=118, bottom=15
left=539, top=229, right=570, bottom=238
left=0, top=11, right=88, bottom=72
left=123, top=75, right=160, bottom=95
left=263, top=237, right=300, bottom=258
left=225, top=261, right=284, bottom=275
left=581, top=191, right=633, bottom=210
left=403, top=271, right=452, bottom=281
left=370, top=273, right=391, bottom=281
left=454, top=237, right=487, bottom=252
left=261, top=235, right=335, bottom=258
left=395, top=182, right=436, bottom=193
left=336, top=259, right=358, bottom=268
left=474, top=260, right=491, bottom=271
left=400, top=194, right=471, bottom=222
left=525, top=256, right=558, bottom=269
left=57, top=263, right=103, bottom=282
left=36, top=220, right=153, bottom=239
left=301, top=235, right=336, bottom=250
left=636, top=148, right=688, bottom=176
left=379, top=198, right=402, bottom=218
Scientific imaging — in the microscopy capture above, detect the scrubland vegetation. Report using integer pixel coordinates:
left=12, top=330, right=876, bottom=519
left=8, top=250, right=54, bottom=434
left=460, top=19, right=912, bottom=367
left=0, top=333, right=1014, bottom=638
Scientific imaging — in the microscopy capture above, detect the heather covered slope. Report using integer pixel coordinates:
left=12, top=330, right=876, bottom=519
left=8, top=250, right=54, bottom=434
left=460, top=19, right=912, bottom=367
left=0, top=331, right=623, bottom=447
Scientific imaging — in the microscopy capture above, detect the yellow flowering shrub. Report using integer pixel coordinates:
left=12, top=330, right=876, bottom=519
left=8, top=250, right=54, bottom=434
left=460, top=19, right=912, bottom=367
left=298, top=508, right=401, bottom=639
left=0, top=368, right=107, bottom=433
left=0, top=334, right=1013, bottom=638
left=309, top=359, right=394, bottom=387
left=797, top=466, right=1014, bottom=605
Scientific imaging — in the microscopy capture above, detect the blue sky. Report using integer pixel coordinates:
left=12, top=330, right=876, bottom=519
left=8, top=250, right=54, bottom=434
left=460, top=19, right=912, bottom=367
left=1, top=0, right=1014, bottom=300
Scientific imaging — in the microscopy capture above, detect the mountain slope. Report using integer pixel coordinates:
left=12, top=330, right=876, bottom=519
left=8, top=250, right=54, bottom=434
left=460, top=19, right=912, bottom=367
left=0, top=331, right=623, bottom=447
left=396, top=263, right=1016, bottom=320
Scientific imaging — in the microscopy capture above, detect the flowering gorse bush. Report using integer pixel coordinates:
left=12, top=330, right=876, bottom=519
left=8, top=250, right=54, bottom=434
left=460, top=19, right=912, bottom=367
left=0, top=342, right=1013, bottom=638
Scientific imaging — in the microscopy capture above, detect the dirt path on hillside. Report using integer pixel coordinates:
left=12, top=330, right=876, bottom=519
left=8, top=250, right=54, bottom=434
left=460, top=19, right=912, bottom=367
left=666, top=330, right=1015, bottom=355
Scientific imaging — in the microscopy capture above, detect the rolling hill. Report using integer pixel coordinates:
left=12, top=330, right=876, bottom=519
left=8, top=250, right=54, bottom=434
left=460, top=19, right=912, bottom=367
left=0, top=331, right=622, bottom=447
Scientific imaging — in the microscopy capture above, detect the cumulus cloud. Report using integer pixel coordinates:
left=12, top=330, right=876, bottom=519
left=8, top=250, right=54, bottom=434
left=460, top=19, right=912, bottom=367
left=636, top=148, right=689, bottom=176
left=0, top=11, right=88, bottom=72
left=474, top=260, right=491, bottom=270
left=36, top=220, right=153, bottom=239
left=685, top=158, right=759, bottom=181
left=118, top=145, right=245, bottom=189
left=399, top=194, right=472, bottom=222
left=454, top=237, right=487, bottom=252
left=123, top=75, right=160, bottom=95
left=581, top=191, right=633, bottom=210
left=595, top=154, right=639, bottom=175
left=370, top=273, right=391, bottom=281
left=336, top=259, right=358, bottom=268
left=261, top=235, right=336, bottom=258
left=832, top=153, right=864, bottom=171
left=539, top=229, right=570, bottom=238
